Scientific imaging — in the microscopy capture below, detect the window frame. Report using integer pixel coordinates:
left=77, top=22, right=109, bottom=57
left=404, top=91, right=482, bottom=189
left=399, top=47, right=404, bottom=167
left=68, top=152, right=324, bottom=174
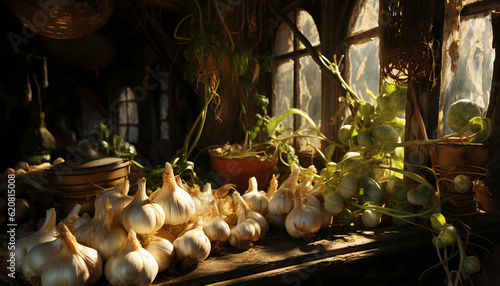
left=272, top=8, right=322, bottom=153
left=115, top=86, right=140, bottom=143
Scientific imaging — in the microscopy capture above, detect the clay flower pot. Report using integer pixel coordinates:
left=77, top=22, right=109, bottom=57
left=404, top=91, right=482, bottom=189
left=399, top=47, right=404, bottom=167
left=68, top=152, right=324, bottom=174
left=209, top=145, right=278, bottom=193
left=427, top=137, right=489, bottom=171
left=427, top=137, right=489, bottom=214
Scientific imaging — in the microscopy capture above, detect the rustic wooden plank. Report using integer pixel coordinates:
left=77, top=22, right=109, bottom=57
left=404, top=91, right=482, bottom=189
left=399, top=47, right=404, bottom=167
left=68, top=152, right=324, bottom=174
left=154, top=222, right=431, bottom=285
left=152, top=212, right=500, bottom=285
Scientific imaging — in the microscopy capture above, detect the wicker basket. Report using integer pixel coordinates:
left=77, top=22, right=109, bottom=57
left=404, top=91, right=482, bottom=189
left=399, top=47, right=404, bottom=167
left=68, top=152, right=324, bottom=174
left=44, top=157, right=130, bottom=216
left=5, top=0, right=115, bottom=39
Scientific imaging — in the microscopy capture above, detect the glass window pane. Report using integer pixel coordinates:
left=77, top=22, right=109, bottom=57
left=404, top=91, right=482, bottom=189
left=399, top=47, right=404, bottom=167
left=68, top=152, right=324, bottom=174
left=273, top=60, right=294, bottom=131
left=161, top=121, right=170, bottom=140
left=128, top=87, right=136, bottom=101
left=119, top=89, right=127, bottom=101
left=348, top=38, right=380, bottom=104
left=118, top=103, right=128, bottom=124
left=274, top=18, right=294, bottom=56
left=440, top=14, right=494, bottom=135
left=297, top=10, right=320, bottom=50
left=119, top=126, right=128, bottom=140
left=348, top=0, right=379, bottom=36
left=128, top=126, right=139, bottom=143
left=298, top=56, right=321, bottom=150
left=127, top=102, right=139, bottom=124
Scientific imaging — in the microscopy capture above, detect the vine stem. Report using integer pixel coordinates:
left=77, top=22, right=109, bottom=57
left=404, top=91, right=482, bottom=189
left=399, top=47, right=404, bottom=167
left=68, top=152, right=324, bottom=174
left=454, top=233, right=465, bottom=286
left=181, top=76, right=220, bottom=161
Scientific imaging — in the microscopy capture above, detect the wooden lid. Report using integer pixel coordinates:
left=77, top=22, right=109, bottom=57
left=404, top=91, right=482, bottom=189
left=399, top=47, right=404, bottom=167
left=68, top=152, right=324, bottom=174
left=46, top=157, right=128, bottom=174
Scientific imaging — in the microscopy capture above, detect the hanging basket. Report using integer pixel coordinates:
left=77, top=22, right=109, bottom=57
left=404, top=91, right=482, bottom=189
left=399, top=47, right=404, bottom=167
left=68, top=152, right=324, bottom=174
left=381, top=0, right=436, bottom=81
left=5, top=0, right=115, bottom=39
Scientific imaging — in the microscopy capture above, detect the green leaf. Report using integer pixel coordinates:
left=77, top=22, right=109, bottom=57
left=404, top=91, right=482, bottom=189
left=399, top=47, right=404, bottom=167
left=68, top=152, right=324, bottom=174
left=324, top=144, right=336, bottom=162
left=265, top=108, right=320, bottom=139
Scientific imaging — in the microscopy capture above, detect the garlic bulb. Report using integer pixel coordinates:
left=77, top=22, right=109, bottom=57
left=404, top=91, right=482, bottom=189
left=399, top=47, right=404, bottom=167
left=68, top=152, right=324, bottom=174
left=189, top=183, right=215, bottom=217
left=41, top=223, right=103, bottom=286
left=145, top=236, right=173, bottom=273
left=298, top=174, right=315, bottom=195
left=216, top=194, right=237, bottom=227
left=105, top=229, right=159, bottom=286
left=172, top=223, right=211, bottom=268
left=22, top=238, right=63, bottom=281
left=285, top=188, right=323, bottom=240
left=175, top=175, right=192, bottom=192
left=61, top=204, right=90, bottom=232
left=233, top=191, right=268, bottom=235
left=266, top=174, right=278, bottom=199
left=88, top=200, right=128, bottom=261
left=95, top=180, right=133, bottom=218
left=213, top=183, right=237, bottom=198
left=121, top=177, right=165, bottom=234
left=228, top=210, right=261, bottom=249
left=73, top=199, right=106, bottom=244
left=242, top=177, right=269, bottom=215
left=15, top=208, right=58, bottom=271
left=202, top=201, right=230, bottom=244
left=268, top=168, right=300, bottom=228
left=151, top=162, right=196, bottom=226
left=189, top=185, right=203, bottom=214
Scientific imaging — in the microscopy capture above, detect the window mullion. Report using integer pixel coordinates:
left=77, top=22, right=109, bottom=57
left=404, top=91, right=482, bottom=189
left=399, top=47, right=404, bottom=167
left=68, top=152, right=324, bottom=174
left=293, top=10, right=300, bottom=148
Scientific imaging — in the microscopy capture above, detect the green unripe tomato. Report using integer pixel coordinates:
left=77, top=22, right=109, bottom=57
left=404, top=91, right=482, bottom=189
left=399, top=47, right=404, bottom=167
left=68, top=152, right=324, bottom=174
left=338, top=124, right=357, bottom=146
left=339, top=209, right=356, bottom=226
left=358, top=101, right=375, bottom=116
left=362, top=210, right=381, bottom=228
left=430, top=213, right=447, bottom=231
left=324, top=192, right=344, bottom=216
left=447, top=99, right=481, bottom=132
left=439, top=224, right=458, bottom=247
left=338, top=175, right=359, bottom=199
left=391, top=183, right=409, bottom=201
left=320, top=168, right=329, bottom=178
left=463, top=256, right=481, bottom=275
left=469, top=116, right=484, bottom=133
left=454, top=174, right=472, bottom=193
left=326, top=162, right=337, bottom=173
left=407, top=184, right=432, bottom=206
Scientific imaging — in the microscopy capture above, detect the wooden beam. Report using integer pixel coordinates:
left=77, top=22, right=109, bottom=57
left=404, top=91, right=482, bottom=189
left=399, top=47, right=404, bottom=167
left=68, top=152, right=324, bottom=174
left=461, top=0, right=500, bottom=17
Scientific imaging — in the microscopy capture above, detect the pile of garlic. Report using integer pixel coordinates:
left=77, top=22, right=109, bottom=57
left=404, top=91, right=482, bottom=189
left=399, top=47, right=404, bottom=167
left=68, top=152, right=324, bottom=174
left=16, top=160, right=327, bottom=285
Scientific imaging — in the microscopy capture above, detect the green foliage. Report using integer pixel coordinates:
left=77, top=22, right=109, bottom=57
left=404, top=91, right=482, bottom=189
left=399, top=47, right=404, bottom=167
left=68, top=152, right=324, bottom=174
left=93, top=123, right=137, bottom=160
left=446, top=99, right=482, bottom=133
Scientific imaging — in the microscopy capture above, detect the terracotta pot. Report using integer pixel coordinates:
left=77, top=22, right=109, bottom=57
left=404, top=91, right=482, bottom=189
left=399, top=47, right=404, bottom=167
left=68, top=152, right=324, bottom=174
left=427, top=138, right=490, bottom=214
left=427, top=137, right=489, bottom=171
left=210, top=146, right=278, bottom=193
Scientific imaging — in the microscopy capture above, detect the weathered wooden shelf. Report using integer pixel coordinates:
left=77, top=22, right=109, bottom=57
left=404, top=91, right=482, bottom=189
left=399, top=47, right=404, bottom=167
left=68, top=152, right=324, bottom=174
left=153, top=212, right=500, bottom=286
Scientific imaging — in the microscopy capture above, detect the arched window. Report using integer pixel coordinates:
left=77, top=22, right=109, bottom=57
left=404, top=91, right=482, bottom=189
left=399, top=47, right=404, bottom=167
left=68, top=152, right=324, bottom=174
left=439, top=0, right=495, bottom=136
left=117, top=87, right=139, bottom=143
left=273, top=9, right=321, bottom=151
left=345, top=0, right=381, bottom=104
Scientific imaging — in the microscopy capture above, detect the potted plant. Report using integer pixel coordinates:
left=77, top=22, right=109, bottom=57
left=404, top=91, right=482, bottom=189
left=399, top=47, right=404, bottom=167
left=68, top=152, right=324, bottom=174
left=427, top=98, right=491, bottom=171
left=208, top=93, right=329, bottom=192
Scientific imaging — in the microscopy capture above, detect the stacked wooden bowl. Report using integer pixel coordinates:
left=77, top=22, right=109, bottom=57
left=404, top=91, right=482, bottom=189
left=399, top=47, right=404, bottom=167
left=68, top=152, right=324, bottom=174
left=44, top=157, right=131, bottom=215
